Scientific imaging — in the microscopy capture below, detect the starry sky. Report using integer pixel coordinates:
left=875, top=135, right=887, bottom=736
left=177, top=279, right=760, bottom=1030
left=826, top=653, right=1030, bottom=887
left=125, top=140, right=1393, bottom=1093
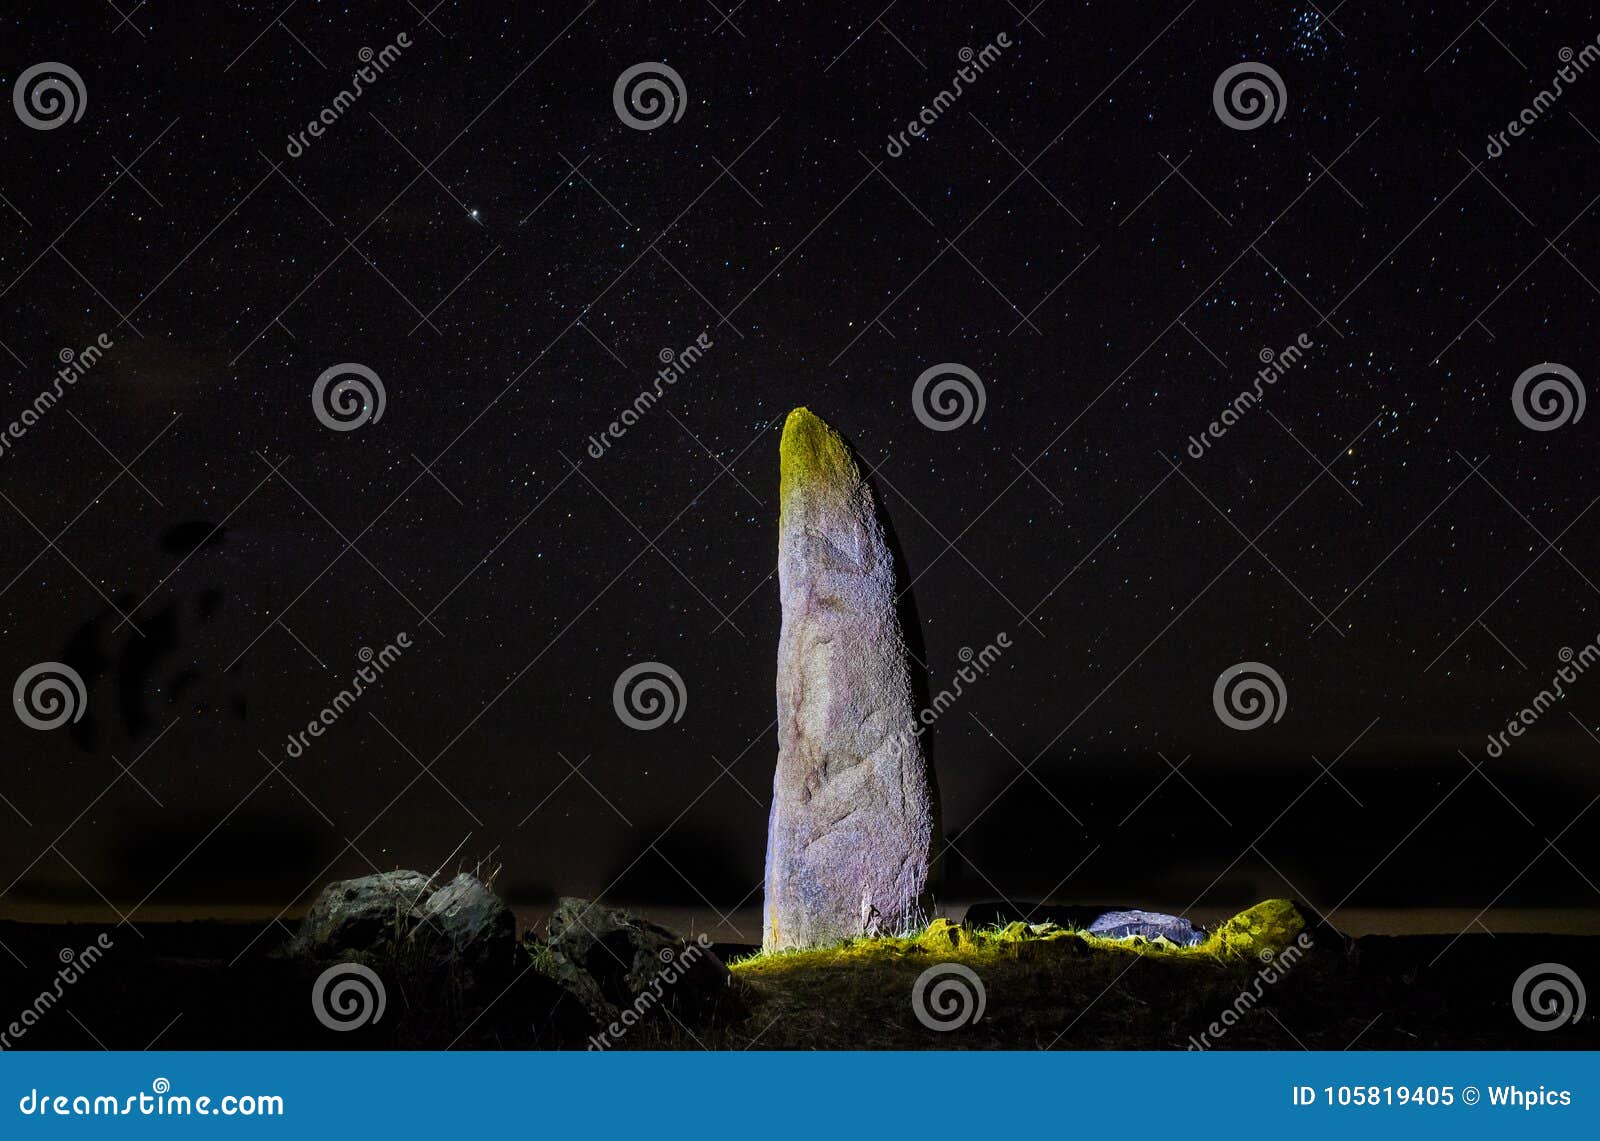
left=2, top=1, right=1599, bottom=926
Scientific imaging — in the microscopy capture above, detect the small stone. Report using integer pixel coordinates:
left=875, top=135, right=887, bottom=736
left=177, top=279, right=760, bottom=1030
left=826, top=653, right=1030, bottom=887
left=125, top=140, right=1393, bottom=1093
left=1086, top=909, right=1206, bottom=947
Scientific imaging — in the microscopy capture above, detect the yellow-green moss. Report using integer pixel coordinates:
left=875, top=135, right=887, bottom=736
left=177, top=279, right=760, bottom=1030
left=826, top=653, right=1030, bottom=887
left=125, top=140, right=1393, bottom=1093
left=1198, top=898, right=1307, bottom=960
left=779, top=406, right=857, bottom=519
left=731, top=900, right=1309, bottom=976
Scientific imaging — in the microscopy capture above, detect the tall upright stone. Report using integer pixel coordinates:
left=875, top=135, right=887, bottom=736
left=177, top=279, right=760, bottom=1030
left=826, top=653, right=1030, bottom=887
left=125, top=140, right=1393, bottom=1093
left=763, top=407, right=937, bottom=951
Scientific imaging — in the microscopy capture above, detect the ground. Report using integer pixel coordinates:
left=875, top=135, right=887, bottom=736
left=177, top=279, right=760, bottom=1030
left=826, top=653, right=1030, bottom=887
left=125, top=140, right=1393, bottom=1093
left=1, top=901, right=1596, bottom=1049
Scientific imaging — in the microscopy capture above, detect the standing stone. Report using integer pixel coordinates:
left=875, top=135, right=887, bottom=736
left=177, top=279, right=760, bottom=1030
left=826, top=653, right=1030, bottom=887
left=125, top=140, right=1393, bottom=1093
left=764, top=407, right=937, bottom=951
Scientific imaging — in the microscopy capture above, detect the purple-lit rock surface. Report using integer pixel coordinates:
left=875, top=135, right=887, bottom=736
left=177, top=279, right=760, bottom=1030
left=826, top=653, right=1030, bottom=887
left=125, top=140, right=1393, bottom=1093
left=763, top=408, right=936, bottom=952
left=1086, top=909, right=1206, bottom=947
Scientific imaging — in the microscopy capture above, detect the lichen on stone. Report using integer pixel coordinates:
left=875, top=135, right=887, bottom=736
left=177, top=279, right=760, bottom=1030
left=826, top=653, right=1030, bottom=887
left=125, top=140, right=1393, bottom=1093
left=1199, top=898, right=1307, bottom=960
left=778, top=406, right=858, bottom=519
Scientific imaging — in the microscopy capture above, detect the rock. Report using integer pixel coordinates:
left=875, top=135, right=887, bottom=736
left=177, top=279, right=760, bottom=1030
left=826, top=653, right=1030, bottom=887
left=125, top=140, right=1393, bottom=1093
left=1086, top=909, right=1206, bottom=947
left=542, top=898, right=735, bottom=1031
left=291, top=870, right=434, bottom=959
left=1209, top=899, right=1312, bottom=958
left=964, top=901, right=1206, bottom=947
left=964, top=900, right=1136, bottom=930
left=764, top=407, right=937, bottom=951
left=916, top=917, right=977, bottom=953
left=289, top=870, right=515, bottom=982
left=418, top=872, right=517, bottom=982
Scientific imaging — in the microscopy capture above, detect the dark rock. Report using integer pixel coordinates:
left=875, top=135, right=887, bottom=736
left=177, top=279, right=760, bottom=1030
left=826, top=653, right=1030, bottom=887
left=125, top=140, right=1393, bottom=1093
left=291, top=870, right=434, bottom=959
left=289, top=870, right=515, bottom=981
left=419, top=872, right=517, bottom=982
left=542, top=897, right=737, bottom=1030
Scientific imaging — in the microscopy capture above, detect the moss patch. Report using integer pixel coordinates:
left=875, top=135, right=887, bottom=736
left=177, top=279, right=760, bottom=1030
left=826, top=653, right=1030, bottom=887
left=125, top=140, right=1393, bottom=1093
left=1201, top=898, right=1307, bottom=960
left=735, top=900, right=1307, bottom=977
left=778, top=406, right=858, bottom=517
left=692, top=901, right=1322, bottom=1049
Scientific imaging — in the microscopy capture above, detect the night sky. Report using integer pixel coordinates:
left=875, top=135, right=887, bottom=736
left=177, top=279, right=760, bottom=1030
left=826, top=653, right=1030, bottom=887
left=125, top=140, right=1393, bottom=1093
left=3, top=1, right=1599, bottom=931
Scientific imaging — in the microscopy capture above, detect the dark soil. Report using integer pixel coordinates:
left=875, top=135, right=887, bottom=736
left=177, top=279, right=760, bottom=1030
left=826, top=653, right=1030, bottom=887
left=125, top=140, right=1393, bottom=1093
left=1, top=919, right=1595, bottom=1049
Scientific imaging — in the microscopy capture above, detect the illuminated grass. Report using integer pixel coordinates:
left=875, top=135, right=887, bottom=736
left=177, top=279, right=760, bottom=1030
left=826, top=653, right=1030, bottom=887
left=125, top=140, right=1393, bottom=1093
left=732, top=899, right=1307, bottom=976
left=688, top=901, right=1315, bottom=1049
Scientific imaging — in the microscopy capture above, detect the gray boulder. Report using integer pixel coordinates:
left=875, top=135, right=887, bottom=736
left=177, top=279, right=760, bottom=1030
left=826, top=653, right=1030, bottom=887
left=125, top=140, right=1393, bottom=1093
left=292, top=870, right=433, bottom=958
left=1086, top=909, right=1206, bottom=947
left=290, top=870, right=516, bottom=979
left=420, top=872, right=517, bottom=980
left=764, top=407, right=937, bottom=951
